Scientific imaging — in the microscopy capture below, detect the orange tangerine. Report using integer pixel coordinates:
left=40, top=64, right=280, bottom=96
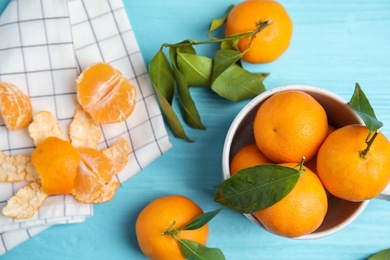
left=225, top=0, right=293, bottom=63
left=0, top=82, right=32, bottom=130
left=31, top=137, right=81, bottom=195
left=74, top=147, right=114, bottom=194
left=230, top=143, right=272, bottom=175
left=253, top=163, right=328, bottom=238
left=317, top=124, right=390, bottom=201
left=253, top=90, right=328, bottom=163
left=136, top=195, right=208, bottom=260
left=76, top=62, right=136, bottom=124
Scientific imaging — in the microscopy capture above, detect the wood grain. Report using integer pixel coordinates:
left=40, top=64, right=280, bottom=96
left=2, top=0, right=390, bottom=259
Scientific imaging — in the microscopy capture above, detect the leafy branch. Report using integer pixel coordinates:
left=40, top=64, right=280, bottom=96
left=348, top=83, right=384, bottom=157
left=148, top=5, right=269, bottom=141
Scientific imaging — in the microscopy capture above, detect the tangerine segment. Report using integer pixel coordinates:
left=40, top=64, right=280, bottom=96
left=74, top=147, right=114, bottom=194
left=2, top=182, right=48, bottom=219
left=76, top=62, right=137, bottom=124
left=0, top=82, right=32, bottom=130
left=102, top=137, right=130, bottom=174
left=73, top=179, right=120, bottom=204
left=31, top=136, right=81, bottom=195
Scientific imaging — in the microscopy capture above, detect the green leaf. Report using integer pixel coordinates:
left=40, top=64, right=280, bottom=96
left=179, top=240, right=225, bottom=260
left=220, top=38, right=240, bottom=51
left=182, top=208, right=222, bottom=230
left=148, top=49, right=192, bottom=141
left=148, top=50, right=175, bottom=104
left=214, top=164, right=301, bottom=213
left=349, top=83, right=383, bottom=132
left=170, top=47, right=206, bottom=130
left=212, top=49, right=243, bottom=83
left=177, top=53, right=213, bottom=87
left=368, top=248, right=390, bottom=260
left=208, top=4, right=234, bottom=36
left=253, top=73, right=270, bottom=82
left=173, top=41, right=197, bottom=55
left=211, top=64, right=266, bottom=102
left=153, top=85, right=193, bottom=142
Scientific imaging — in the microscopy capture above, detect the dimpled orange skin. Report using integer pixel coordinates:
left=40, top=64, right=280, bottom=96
left=317, top=124, right=390, bottom=201
left=305, top=124, right=337, bottom=173
left=253, top=163, right=328, bottom=238
left=31, top=136, right=81, bottom=195
left=253, top=90, right=328, bottom=163
left=225, top=0, right=293, bottom=64
left=136, top=195, right=208, bottom=260
left=230, top=143, right=272, bottom=175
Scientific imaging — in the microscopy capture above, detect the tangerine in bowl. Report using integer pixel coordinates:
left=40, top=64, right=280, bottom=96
left=222, top=84, right=372, bottom=239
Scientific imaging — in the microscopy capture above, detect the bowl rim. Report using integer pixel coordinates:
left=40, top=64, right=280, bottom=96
left=221, top=84, right=369, bottom=239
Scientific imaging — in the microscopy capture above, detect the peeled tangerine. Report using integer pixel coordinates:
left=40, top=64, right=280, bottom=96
left=72, top=137, right=130, bottom=204
left=0, top=82, right=32, bottom=130
left=76, top=62, right=137, bottom=124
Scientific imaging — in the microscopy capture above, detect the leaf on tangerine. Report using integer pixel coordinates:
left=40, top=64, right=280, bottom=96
left=182, top=208, right=222, bottom=230
left=178, top=239, right=225, bottom=260
left=214, top=164, right=301, bottom=213
left=349, top=82, right=383, bottom=132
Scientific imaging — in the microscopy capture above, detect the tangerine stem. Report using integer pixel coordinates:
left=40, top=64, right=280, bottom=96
left=161, top=20, right=272, bottom=50
left=294, top=156, right=306, bottom=172
left=361, top=130, right=379, bottom=157
left=241, top=20, right=273, bottom=55
left=162, top=220, right=179, bottom=236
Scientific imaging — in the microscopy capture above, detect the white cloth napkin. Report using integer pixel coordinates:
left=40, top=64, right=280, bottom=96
left=0, top=0, right=172, bottom=255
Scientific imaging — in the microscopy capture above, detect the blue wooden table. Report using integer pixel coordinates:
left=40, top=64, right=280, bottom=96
left=1, top=0, right=390, bottom=259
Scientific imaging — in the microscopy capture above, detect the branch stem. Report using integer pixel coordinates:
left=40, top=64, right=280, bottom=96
left=160, top=20, right=272, bottom=50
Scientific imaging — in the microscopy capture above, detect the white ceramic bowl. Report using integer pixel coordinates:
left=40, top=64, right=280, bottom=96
left=222, top=84, right=370, bottom=239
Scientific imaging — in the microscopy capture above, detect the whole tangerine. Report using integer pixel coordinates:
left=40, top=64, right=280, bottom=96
left=317, top=124, right=390, bottom=201
left=253, top=90, right=328, bottom=163
left=135, top=195, right=208, bottom=260
left=230, top=143, right=272, bottom=175
left=253, top=163, right=328, bottom=238
left=225, top=0, right=293, bottom=64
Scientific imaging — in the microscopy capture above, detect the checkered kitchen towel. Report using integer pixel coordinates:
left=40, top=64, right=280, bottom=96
left=0, top=0, right=172, bottom=255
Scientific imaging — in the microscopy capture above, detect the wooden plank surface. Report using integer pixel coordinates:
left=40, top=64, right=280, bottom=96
left=1, top=0, right=390, bottom=259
